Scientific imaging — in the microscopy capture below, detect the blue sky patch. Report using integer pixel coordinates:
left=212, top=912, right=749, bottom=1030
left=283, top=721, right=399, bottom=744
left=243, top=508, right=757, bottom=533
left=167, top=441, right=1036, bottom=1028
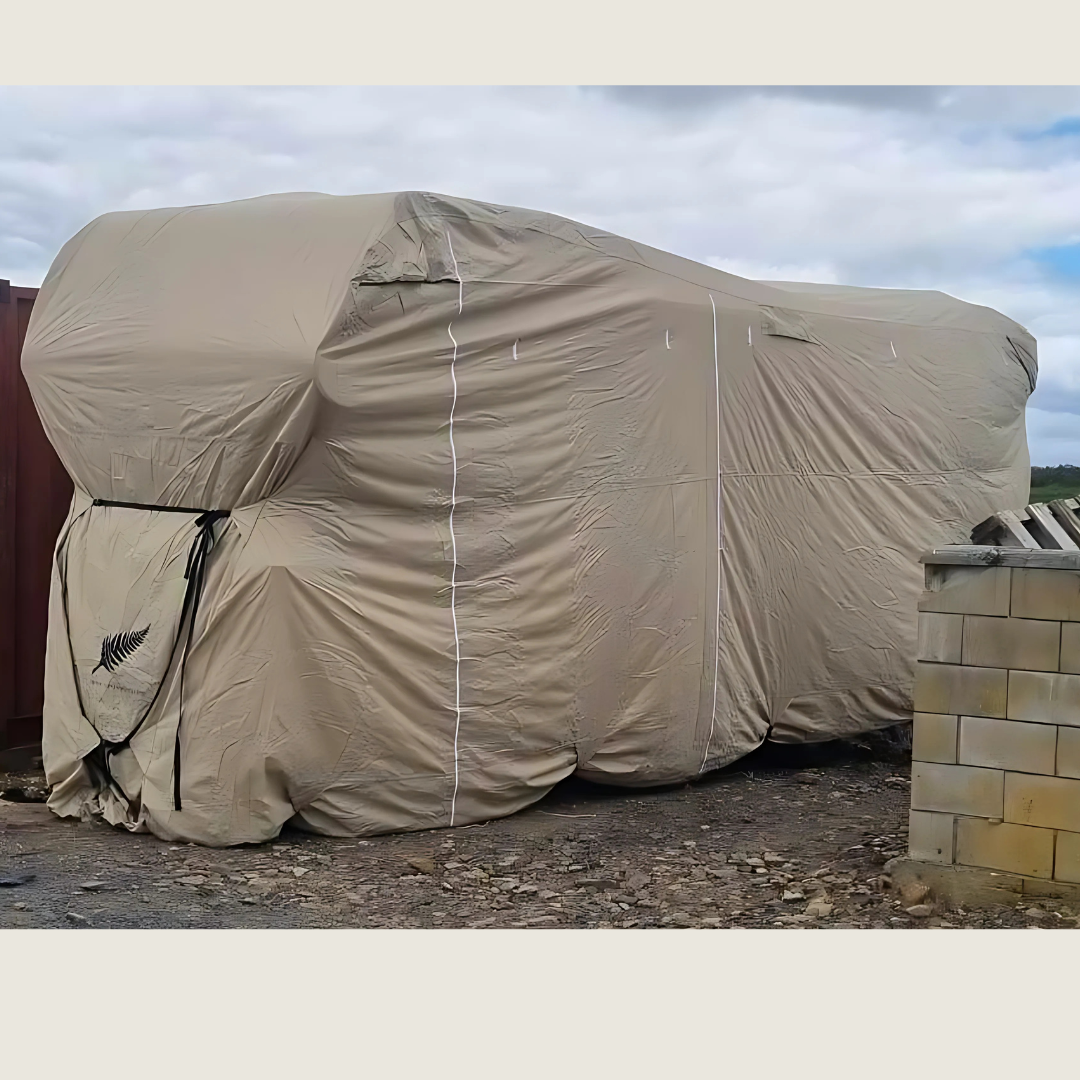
left=1020, top=116, right=1080, bottom=140
left=1030, top=243, right=1080, bottom=279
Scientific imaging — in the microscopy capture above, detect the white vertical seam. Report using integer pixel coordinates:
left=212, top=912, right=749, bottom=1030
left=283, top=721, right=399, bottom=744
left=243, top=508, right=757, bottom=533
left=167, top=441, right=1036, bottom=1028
left=701, top=293, right=722, bottom=772
left=446, top=231, right=464, bottom=825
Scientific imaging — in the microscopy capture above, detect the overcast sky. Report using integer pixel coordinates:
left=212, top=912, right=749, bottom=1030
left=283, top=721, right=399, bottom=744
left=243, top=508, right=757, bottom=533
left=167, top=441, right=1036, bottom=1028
left=3, top=85, right=1080, bottom=465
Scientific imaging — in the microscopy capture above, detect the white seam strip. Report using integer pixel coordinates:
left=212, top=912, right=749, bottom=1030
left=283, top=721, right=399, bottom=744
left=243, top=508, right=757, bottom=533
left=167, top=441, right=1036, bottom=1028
left=446, top=231, right=463, bottom=824
left=701, top=293, right=721, bottom=772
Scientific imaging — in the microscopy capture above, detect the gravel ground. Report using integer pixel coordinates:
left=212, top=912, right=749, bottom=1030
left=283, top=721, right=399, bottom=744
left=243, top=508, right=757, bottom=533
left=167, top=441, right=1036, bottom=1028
left=2, top=733, right=1079, bottom=929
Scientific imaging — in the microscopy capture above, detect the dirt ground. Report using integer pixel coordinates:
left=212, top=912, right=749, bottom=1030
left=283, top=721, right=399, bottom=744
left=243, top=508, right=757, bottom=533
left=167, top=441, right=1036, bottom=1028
left=2, top=730, right=1078, bottom=929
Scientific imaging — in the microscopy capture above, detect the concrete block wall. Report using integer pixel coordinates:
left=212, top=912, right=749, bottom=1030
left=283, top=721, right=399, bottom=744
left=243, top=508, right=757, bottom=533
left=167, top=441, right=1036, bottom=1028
left=911, top=558, right=1080, bottom=884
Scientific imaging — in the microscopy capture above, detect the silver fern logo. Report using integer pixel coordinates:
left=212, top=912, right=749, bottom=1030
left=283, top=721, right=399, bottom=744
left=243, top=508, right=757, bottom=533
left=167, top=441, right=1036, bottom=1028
left=92, top=626, right=150, bottom=674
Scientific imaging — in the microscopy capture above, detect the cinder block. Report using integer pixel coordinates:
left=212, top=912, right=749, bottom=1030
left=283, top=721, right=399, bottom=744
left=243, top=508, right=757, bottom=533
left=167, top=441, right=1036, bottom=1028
left=908, top=809, right=954, bottom=864
left=915, top=662, right=1007, bottom=718
left=1004, top=772, right=1080, bottom=833
left=955, top=817, right=1054, bottom=878
left=920, top=565, right=1011, bottom=616
left=918, top=612, right=964, bottom=664
left=1054, top=829, right=1080, bottom=883
left=1012, top=567, right=1080, bottom=621
left=1056, top=726, right=1080, bottom=780
left=911, top=762, right=1004, bottom=818
left=1008, top=669, right=1080, bottom=727
left=958, top=715, right=1057, bottom=775
left=961, top=615, right=1060, bottom=672
left=912, top=713, right=958, bottom=764
left=1059, top=622, right=1080, bottom=675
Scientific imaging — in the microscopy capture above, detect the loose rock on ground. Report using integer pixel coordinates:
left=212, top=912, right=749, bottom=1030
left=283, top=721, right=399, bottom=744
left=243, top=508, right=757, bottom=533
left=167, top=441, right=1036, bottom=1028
left=2, top=735, right=1077, bottom=929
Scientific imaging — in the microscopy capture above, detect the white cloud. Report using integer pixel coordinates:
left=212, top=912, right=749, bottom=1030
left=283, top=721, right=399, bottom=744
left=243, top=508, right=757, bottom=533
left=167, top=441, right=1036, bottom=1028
left=4, top=85, right=1080, bottom=462
left=705, top=256, right=840, bottom=284
left=1026, top=408, right=1080, bottom=466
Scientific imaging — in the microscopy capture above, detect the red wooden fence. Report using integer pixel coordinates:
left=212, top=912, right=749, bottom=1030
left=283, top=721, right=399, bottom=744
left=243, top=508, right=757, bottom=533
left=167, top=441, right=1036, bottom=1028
left=0, top=281, right=74, bottom=762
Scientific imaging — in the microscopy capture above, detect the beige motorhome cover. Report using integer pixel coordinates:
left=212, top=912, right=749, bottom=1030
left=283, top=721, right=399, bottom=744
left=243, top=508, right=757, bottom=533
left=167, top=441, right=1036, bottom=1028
left=22, top=191, right=1035, bottom=845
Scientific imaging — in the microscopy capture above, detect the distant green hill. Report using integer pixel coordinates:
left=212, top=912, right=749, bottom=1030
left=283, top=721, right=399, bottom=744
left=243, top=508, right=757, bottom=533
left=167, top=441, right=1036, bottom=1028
left=1030, top=465, right=1080, bottom=503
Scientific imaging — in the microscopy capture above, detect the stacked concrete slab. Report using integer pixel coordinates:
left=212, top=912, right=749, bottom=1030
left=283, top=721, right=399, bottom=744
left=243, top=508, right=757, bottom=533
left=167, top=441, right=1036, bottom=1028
left=912, top=547, right=1080, bottom=885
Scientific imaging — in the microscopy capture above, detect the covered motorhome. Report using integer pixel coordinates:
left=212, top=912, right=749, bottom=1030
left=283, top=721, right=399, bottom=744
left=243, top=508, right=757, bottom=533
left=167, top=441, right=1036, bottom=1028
left=22, top=191, right=1035, bottom=845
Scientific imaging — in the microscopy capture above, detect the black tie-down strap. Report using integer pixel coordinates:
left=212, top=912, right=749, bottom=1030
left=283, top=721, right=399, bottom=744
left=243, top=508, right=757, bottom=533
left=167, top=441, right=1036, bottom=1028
left=90, top=500, right=230, bottom=812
